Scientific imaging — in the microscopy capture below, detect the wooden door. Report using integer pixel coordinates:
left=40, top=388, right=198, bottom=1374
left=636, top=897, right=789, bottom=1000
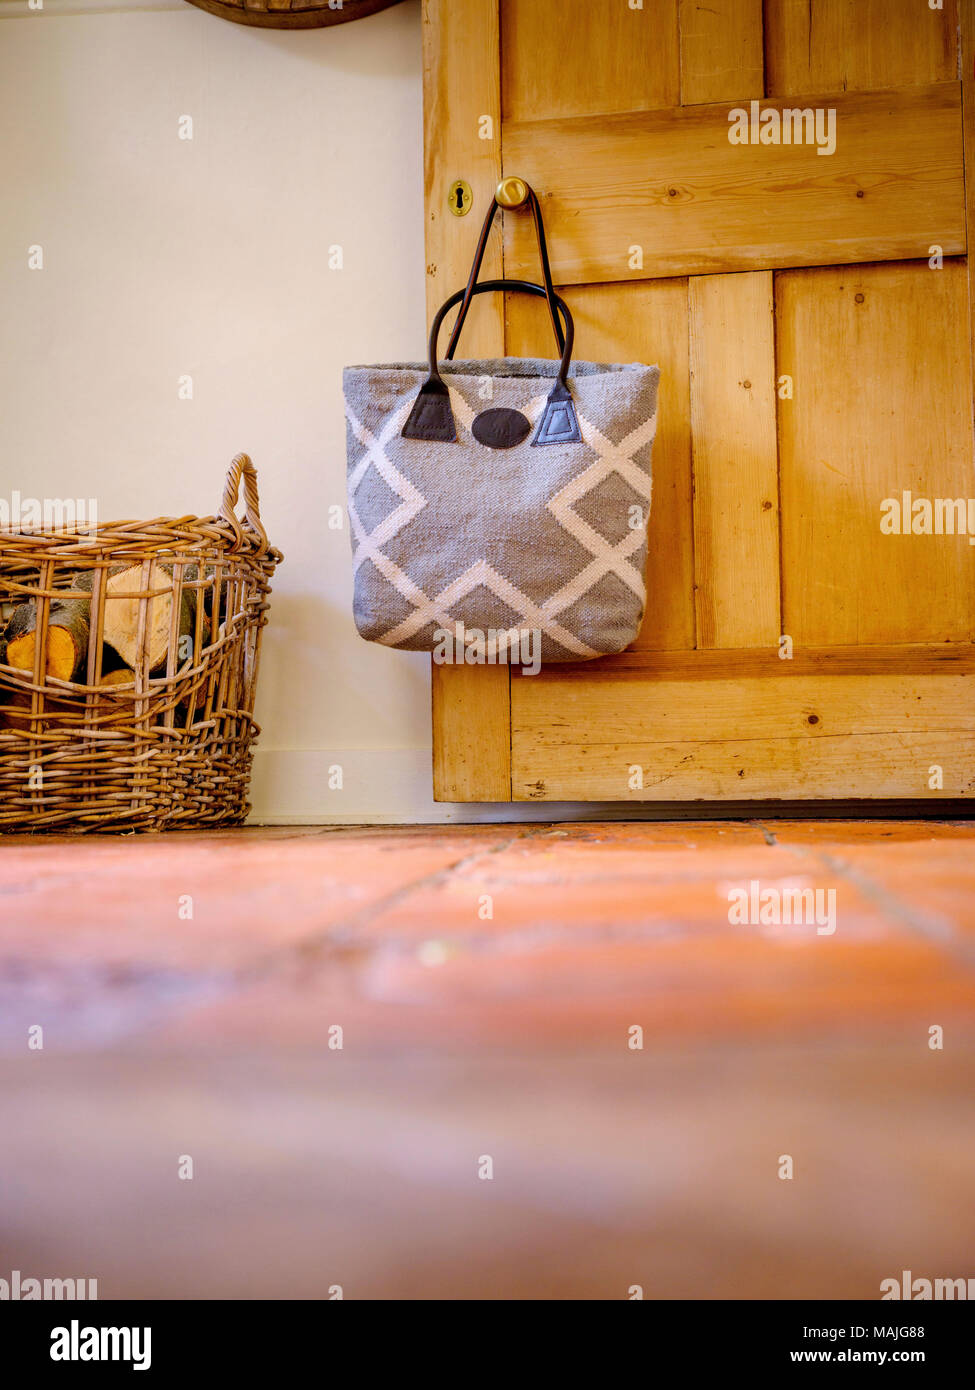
left=424, top=0, right=975, bottom=804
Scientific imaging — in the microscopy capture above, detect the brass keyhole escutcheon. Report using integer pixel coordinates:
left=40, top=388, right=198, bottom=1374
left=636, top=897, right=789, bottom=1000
left=447, top=180, right=473, bottom=216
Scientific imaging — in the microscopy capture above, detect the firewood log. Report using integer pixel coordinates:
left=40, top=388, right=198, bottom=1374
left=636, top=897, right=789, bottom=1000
left=0, top=689, right=75, bottom=731
left=0, top=691, right=33, bottom=732
left=0, top=664, right=135, bottom=733
left=3, top=599, right=89, bottom=682
left=71, top=565, right=196, bottom=672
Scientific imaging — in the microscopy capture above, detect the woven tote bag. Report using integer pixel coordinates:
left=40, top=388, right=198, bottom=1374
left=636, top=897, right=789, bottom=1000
left=344, top=188, right=660, bottom=665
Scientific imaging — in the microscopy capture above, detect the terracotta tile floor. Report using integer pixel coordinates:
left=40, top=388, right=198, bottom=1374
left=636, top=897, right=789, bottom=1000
left=1, top=820, right=973, bottom=1298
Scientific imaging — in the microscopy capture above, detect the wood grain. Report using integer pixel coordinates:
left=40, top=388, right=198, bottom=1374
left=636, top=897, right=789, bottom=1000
left=502, top=84, right=965, bottom=285
left=424, top=0, right=511, bottom=802
left=500, top=0, right=679, bottom=122
left=776, top=260, right=975, bottom=646
left=432, top=662, right=511, bottom=803
left=513, top=732, right=975, bottom=801
left=679, top=0, right=764, bottom=104
left=765, top=0, right=960, bottom=96
left=514, top=672, right=975, bottom=743
left=689, top=272, right=779, bottom=648
left=961, top=0, right=975, bottom=462
left=504, top=279, right=695, bottom=652
left=511, top=672, right=975, bottom=799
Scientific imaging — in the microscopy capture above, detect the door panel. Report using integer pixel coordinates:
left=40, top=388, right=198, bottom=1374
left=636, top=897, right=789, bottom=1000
left=777, top=258, right=975, bottom=646
left=689, top=271, right=780, bottom=648
left=765, top=0, right=960, bottom=96
left=425, top=0, right=975, bottom=804
left=678, top=0, right=764, bottom=104
left=511, top=668, right=975, bottom=801
left=501, top=0, right=680, bottom=120
left=503, top=86, right=965, bottom=285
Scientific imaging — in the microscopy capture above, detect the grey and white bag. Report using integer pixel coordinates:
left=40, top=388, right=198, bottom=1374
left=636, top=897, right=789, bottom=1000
left=344, top=188, right=660, bottom=665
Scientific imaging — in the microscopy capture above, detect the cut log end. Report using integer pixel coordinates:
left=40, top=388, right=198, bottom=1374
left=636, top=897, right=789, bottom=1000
left=72, top=565, right=195, bottom=673
left=5, top=613, right=87, bottom=682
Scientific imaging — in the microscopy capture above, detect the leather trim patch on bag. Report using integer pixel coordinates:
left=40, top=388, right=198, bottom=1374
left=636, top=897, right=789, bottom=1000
left=471, top=407, right=532, bottom=449
left=532, top=383, right=582, bottom=446
left=402, top=379, right=456, bottom=441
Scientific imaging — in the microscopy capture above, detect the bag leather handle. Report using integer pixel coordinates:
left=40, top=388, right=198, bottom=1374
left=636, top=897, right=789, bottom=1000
left=402, top=280, right=580, bottom=446
left=402, top=185, right=581, bottom=446
left=443, top=187, right=565, bottom=360
left=430, top=279, right=573, bottom=386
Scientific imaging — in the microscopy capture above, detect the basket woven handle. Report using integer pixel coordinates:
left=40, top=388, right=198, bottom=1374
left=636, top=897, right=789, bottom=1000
left=220, top=453, right=268, bottom=551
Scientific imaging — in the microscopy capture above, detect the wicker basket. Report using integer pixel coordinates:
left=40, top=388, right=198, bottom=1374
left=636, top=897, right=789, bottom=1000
left=0, top=455, right=281, bottom=833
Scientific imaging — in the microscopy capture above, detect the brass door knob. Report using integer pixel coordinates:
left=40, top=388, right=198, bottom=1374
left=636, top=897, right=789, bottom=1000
left=496, top=176, right=530, bottom=209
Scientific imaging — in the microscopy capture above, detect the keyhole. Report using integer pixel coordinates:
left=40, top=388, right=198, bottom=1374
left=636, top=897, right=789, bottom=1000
left=447, top=180, right=472, bottom=217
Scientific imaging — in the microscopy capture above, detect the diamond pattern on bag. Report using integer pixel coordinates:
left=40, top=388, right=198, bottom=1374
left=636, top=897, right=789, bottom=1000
left=449, top=585, right=525, bottom=635
left=354, top=463, right=403, bottom=530
left=344, top=363, right=659, bottom=660
left=570, top=474, right=648, bottom=548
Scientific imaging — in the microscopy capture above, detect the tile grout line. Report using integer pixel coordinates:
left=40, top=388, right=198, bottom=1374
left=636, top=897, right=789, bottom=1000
left=753, top=819, right=778, bottom=846
left=758, top=817, right=975, bottom=967
left=241, top=828, right=544, bottom=981
left=806, top=844, right=975, bottom=969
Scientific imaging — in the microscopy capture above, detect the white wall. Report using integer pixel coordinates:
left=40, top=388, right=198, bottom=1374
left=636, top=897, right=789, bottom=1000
left=0, top=0, right=479, bottom=822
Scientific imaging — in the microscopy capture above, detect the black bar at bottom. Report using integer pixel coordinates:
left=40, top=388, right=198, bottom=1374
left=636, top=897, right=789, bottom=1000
left=1, top=1298, right=968, bottom=1376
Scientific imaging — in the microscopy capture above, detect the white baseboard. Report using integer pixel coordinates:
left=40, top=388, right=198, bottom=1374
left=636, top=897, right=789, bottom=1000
left=247, top=747, right=609, bottom=825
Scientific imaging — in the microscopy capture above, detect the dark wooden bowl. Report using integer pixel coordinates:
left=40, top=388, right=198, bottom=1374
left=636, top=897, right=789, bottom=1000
left=185, top=0, right=405, bottom=30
